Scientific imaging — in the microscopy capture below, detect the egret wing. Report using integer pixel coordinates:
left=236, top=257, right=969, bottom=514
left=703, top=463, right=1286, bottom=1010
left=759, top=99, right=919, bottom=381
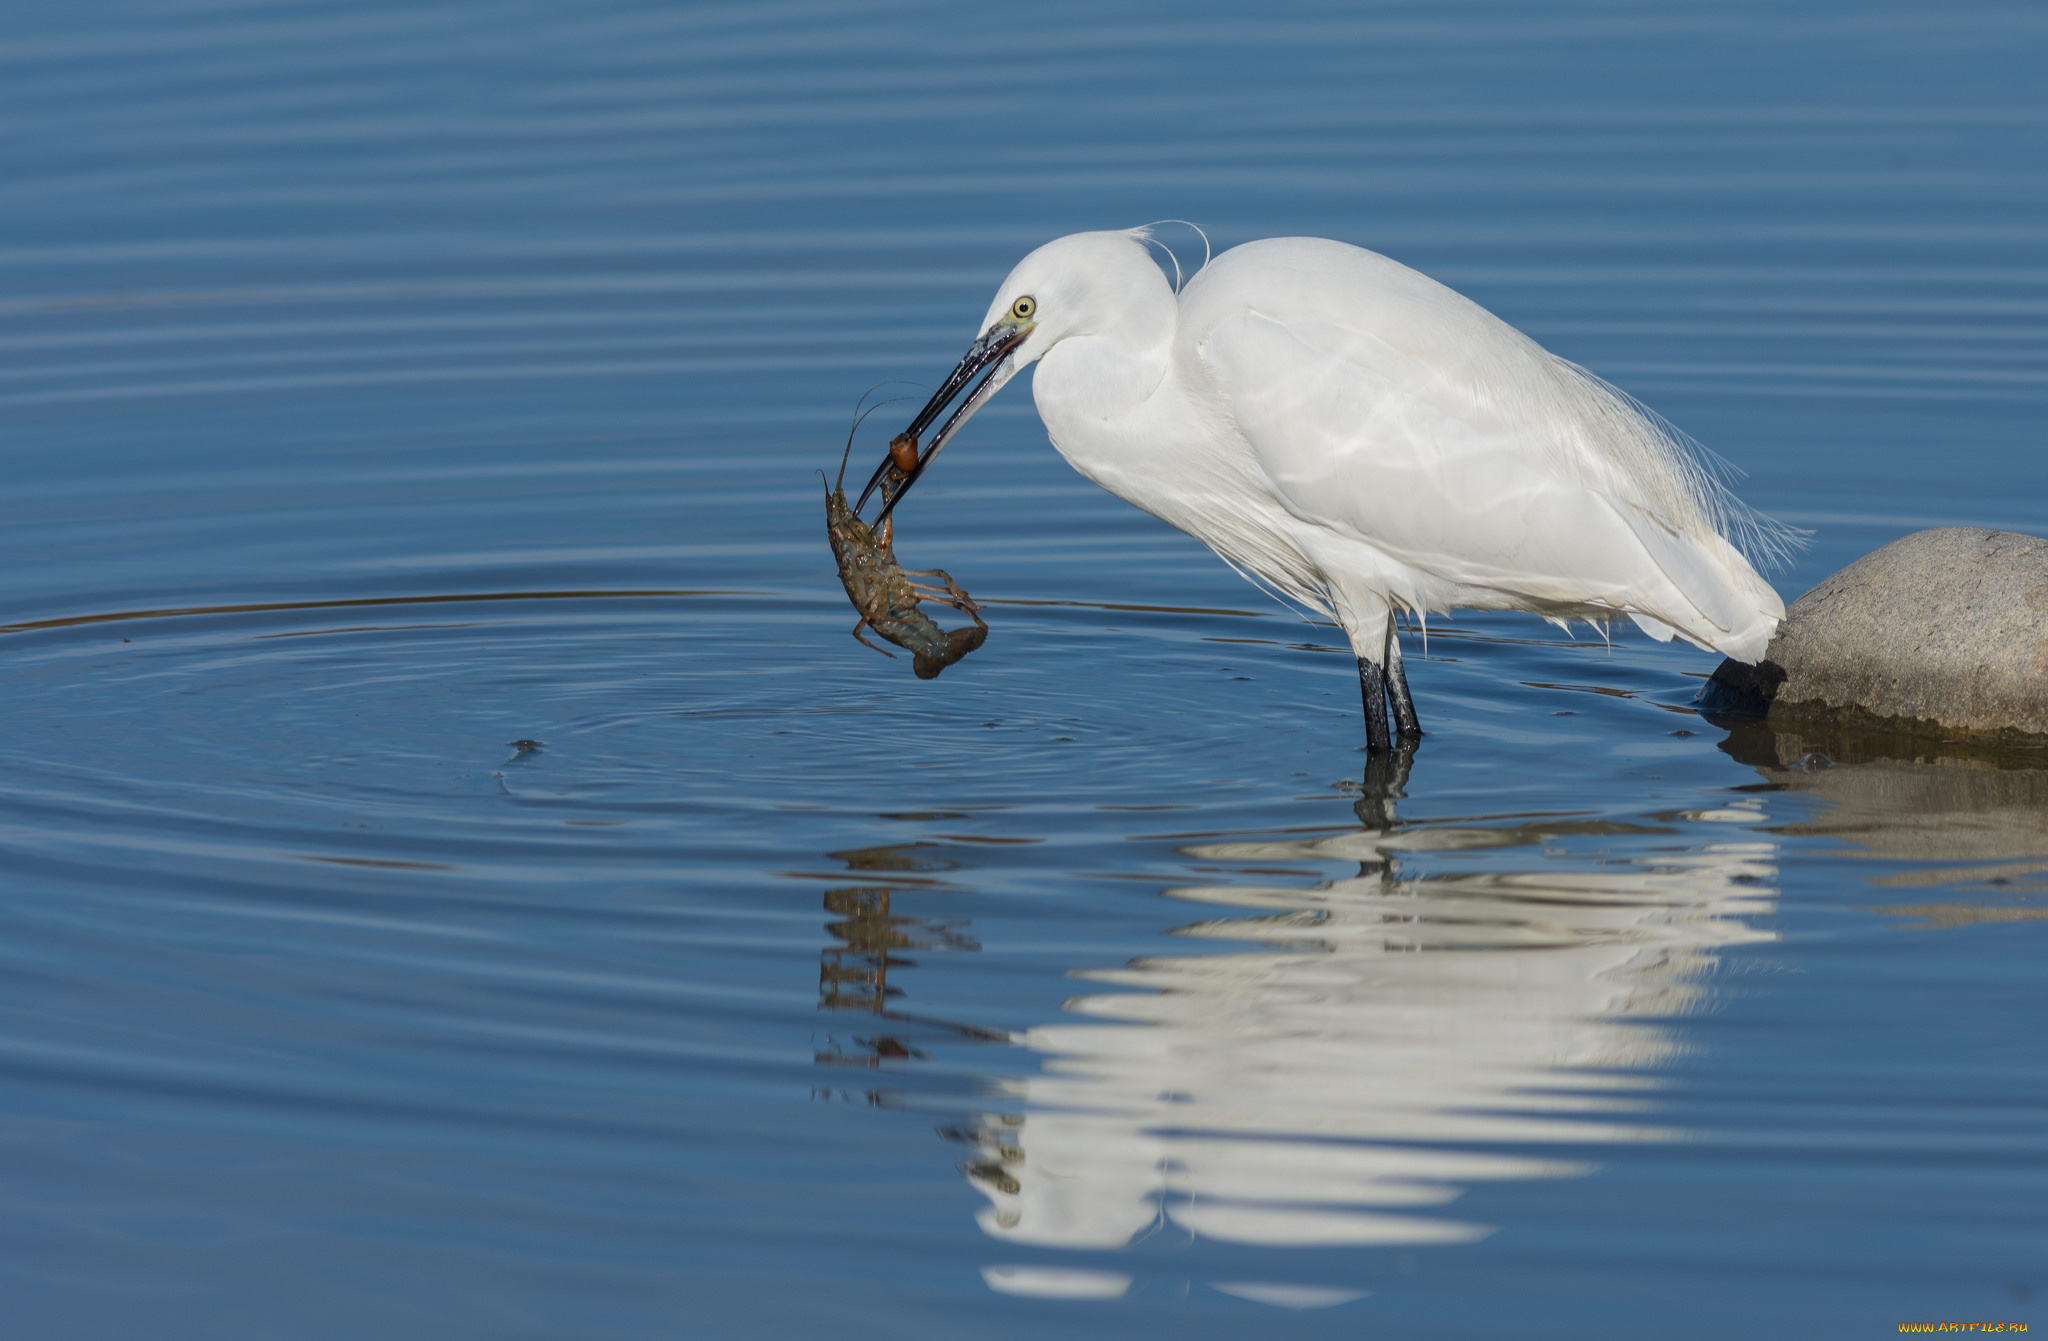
left=1196, top=306, right=1760, bottom=646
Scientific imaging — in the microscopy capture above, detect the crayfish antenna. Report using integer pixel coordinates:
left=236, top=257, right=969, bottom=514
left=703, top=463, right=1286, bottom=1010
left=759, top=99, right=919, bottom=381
left=839, top=384, right=927, bottom=492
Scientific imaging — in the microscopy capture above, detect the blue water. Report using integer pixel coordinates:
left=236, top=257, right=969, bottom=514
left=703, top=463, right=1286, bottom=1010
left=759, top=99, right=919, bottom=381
left=2, top=3, right=2045, bottom=1337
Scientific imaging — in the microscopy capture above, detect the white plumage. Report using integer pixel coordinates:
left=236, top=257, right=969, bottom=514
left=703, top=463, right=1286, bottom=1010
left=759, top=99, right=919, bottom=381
left=878, top=227, right=1790, bottom=744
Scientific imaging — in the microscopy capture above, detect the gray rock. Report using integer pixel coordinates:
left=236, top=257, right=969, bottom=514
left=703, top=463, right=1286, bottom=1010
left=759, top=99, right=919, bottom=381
left=1701, top=527, right=2048, bottom=738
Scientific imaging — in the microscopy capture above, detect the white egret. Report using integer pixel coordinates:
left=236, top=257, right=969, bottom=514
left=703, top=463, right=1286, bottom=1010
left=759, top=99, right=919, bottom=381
left=860, top=228, right=1789, bottom=751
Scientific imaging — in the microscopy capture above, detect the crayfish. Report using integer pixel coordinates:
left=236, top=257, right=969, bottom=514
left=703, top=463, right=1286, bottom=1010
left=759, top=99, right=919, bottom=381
left=824, top=430, right=987, bottom=679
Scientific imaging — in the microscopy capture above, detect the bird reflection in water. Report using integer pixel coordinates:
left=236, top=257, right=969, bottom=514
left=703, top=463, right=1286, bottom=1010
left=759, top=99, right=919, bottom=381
left=808, top=722, right=2047, bottom=1296
left=951, top=751, right=1778, bottom=1254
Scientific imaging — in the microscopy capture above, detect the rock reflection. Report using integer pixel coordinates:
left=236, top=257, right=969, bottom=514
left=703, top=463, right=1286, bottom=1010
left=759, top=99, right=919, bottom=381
left=953, top=765, right=1777, bottom=1251
left=1717, top=718, right=2048, bottom=911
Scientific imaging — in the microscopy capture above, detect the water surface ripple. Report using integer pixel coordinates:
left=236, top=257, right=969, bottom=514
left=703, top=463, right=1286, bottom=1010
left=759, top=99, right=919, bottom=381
left=1, top=2, right=2044, bottom=1338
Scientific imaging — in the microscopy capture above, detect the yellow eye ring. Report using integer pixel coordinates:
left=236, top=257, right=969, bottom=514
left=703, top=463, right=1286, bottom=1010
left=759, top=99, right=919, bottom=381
left=1010, top=296, right=1036, bottom=320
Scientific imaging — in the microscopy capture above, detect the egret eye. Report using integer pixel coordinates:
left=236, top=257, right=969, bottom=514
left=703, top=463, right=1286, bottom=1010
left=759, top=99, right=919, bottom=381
left=1010, top=296, right=1036, bottom=320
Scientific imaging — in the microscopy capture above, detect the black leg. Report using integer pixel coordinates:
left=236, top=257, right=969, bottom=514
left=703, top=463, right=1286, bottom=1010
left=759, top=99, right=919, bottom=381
left=1357, top=655, right=1392, bottom=754
left=1384, top=623, right=1422, bottom=741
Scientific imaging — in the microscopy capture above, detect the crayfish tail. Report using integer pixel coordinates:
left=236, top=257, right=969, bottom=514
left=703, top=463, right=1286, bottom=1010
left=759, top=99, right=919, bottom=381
left=911, top=624, right=988, bottom=679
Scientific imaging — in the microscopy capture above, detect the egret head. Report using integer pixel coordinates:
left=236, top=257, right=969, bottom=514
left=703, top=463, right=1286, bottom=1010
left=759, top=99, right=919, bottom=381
left=859, top=229, right=1167, bottom=517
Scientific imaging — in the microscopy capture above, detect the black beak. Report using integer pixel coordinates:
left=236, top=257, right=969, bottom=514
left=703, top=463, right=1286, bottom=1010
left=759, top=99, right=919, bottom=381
left=856, top=320, right=1031, bottom=519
